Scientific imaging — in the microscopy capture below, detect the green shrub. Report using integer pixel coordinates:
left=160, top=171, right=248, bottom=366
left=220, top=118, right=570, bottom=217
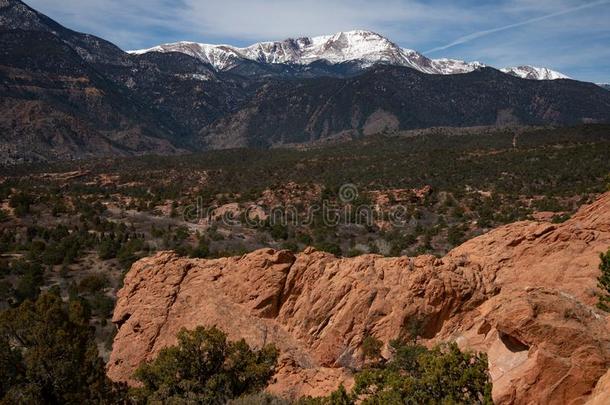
left=98, top=238, right=120, bottom=260
left=228, top=392, right=290, bottom=405
left=78, top=274, right=109, bottom=294
left=448, top=225, right=465, bottom=246
left=296, top=385, right=351, bottom=405
left=12, top=261, right=44, bottom=304
left=361, top=335, right=383, bottom=362
left=9, top=192, right=34, bottom=217
left=190, top=236, right=211, bottom=258
left=314, top=242, right=342, bottom=256
left=117, top=239, right=146, bottom=269
left=133, top=326, right=279, bottom=404
left=88, top=292, right=115, bottom=319
left=306, top=340, right=492, bottom=405
left=281, top=241, right=299, bottom=253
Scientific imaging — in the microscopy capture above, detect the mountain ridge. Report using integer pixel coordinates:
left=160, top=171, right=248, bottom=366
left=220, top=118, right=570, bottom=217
left=2, top=0, right=610, bottom=163
left=131, top=30, right=567, bottom=80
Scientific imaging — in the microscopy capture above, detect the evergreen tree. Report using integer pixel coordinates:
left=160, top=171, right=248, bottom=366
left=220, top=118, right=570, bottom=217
left=597, top=248, right=610, bottom=311
left=361, top=336, right=383, bottom=362
left=0, top=292, right=125, bottom=403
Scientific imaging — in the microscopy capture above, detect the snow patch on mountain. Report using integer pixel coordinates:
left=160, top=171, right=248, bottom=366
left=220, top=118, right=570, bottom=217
left=130, top=42, right=243, bottom=71
left=500, top=66, right=569, bottom=80
left=429, top=58, right=486, bottom=75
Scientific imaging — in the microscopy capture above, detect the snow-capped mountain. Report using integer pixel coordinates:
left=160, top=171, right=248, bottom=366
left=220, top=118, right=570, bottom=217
left=131, top=30, right=570, bottom=80
left=130, top=30, right=483, bottom=76
left=598, top=83, right=610, bottom=91
left=500, top=66, right=569, bottom=80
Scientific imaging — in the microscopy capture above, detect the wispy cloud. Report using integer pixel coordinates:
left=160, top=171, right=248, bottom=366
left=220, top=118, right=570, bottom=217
left=426, top=0, right=610, bottom=53
left=25, top=0, right=474, bottom=48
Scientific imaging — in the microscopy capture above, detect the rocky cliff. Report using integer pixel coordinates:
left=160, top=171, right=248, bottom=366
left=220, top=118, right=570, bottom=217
left=108, top=192, right=610, bottom=404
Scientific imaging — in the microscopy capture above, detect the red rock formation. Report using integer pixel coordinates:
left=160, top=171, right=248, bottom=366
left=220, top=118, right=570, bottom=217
left=108, top=193, right=610, bottom=404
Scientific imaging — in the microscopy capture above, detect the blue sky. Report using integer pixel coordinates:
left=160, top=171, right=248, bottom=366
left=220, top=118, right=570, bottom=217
left=27, top=0, right=610, bottom=82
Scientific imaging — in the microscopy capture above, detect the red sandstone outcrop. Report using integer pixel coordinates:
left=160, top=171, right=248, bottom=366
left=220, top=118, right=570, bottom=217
left=108, top=193, right=610, bottom=404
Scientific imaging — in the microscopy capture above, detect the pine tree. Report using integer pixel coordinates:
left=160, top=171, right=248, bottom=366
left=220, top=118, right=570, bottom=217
left=597, top=248, right=610, bottom=311
left=0, top=292, right=126, bottom=403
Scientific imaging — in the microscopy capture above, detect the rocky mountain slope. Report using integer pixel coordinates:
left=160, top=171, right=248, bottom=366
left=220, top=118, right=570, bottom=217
left=201, top=66, right=610, bottom=148
left=108, top=192, right=610, bottom=404
left=0, top=0, right=256, bottom=162
left=2, top=0, right=610, bottom=162
left=0, top=0, right=190, bottom=162
left=0, top=30, right=189, bottom=162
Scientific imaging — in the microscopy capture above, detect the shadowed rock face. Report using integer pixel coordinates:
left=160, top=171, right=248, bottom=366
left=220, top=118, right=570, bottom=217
left=108, top=193, right=610, bottom=404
